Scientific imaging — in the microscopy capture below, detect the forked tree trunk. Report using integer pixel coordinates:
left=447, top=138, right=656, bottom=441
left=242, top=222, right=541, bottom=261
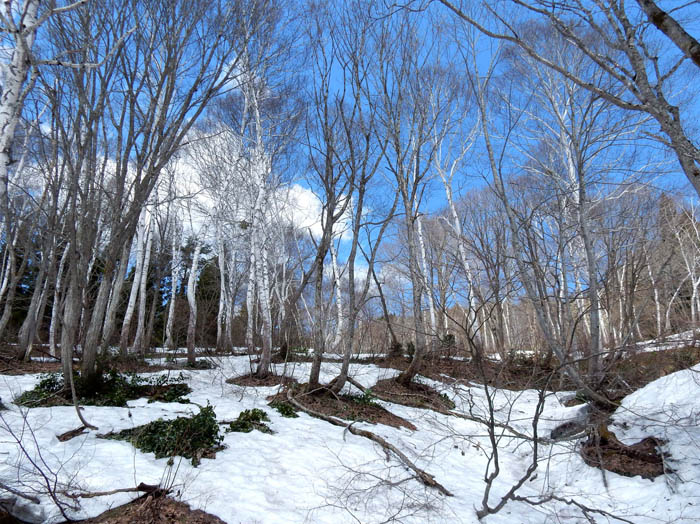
left=133, top=218, right=153, bottom=354
left=119, top=212, right=148, bottom=356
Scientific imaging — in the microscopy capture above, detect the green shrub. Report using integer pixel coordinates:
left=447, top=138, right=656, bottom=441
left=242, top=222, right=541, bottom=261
left=406, top=342, right=415, bottom=358
left=269, top=401, right=299, bottom=418
left=185, top=359, right=216, bottom=370
left=227, top=408, right=273, bottom=434
left=352, top=388, right=378, bottom=407
left=14, top=371, right=191, bottom=408
left=439, top=392, right=456, bottom=410
left=105, top=405, right=223, bottom=466
left=440, top=333, right=456, bottom=348
left=14, top=373, right=64, bottom=406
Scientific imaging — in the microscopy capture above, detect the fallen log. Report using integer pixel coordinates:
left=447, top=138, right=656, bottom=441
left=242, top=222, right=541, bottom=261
left=286, top=388, right=453, bottom=497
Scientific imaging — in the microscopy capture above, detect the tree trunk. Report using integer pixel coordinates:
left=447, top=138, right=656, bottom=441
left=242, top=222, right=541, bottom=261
left=186, top=242, right=202, bottom=366
left=119, top=213, right=147, bottom=356
left=20, top=247, right=52, bottom=360
left=133, top=217, right=153, bottom=354
left=216, top=231, right=229, bottom=351
left=308, top=253, right=326, bottom=390
left=164, top=234, right=180, bottom=350
left=49, top=242, right=71, bottom=357
left=100, top=241, right=131, bottom=354
left=397, top=214, right=428, bottom=386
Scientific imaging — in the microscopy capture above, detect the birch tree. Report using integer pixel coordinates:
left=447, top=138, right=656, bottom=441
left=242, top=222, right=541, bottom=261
left=45, top=0, right=271, bottom=385
left=435, top=0, right=700, bottom=197
left=376, top=10, right=446, bottom=386
left=186, top=238, right=203, bottom=366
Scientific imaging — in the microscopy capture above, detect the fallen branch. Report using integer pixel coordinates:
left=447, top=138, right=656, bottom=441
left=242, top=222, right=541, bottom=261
left=286, top=388, right=453, bottom=497
left=56, top=425, right=88, bottom=442
left=345, top=377, right=551, bottom=444
left=0, top=480, right=41, bottom=504
left=65, top=482, right=167, bottom=500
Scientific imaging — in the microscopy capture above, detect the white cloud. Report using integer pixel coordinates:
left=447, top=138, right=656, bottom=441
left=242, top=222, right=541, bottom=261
left=281, top=184, right=324, bottom=238
left=279, top=184, right=353, bottom=241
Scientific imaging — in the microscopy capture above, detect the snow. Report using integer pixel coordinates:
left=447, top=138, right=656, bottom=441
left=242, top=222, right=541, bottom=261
left=632, top=329, right=700, bottom=354
left=1, top=357, right=699, bottom=523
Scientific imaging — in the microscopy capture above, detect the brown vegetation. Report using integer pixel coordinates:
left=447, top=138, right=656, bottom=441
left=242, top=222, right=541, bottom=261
left=270, top=387, right=415, bottom=431
left=226, top=373, right=297, bottom=388
left=72, top=494, right=226, bottom=524
left=580, top=424, right=669, bottom=480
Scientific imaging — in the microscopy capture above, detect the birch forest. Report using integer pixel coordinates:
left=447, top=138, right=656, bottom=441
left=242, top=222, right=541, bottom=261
left=1, top=1, right=700, bottom=522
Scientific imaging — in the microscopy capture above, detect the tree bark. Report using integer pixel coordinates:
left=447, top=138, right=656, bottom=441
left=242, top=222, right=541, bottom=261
left=186, top=241, right=202, bottom=367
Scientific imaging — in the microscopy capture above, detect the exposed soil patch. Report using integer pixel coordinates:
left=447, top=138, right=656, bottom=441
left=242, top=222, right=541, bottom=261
left=421, top=355, right=565, bottom=391
left=0, top=345, right=61, bottom=375
left=405, top=344, right=700, bottom=395
left=373, top=355, right=411, bottom=372
left=270, top=353, right=313, bottom=364
left=371, top=378, right=455, bottom=412
left=72, top=494, right=226, bottom=524
left=580, top=424, right=669, bottom=479
left=271, top=389, right=415, bottom=430
left=0, top=508, right=26, bottom=523
left=600, top=345, right=700, bottom=393
left=226, top=373, right=297, bottom=388
left=562, top=396, right=587, bottom=407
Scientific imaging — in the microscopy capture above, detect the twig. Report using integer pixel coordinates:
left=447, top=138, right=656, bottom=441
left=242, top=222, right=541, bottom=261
left=513, top=493, right=636, bottom=524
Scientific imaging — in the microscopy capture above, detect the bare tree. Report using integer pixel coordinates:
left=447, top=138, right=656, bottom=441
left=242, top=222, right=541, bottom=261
left=434, top=0, right=700, bottom=197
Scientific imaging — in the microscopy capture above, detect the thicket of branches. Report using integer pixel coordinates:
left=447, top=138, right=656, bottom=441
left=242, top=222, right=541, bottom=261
left=0, top=0, right=697, bottom=393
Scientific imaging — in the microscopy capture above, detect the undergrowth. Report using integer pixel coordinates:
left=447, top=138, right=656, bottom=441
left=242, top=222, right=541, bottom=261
left=14, top=371, right=191, bottom=407
left=227, top=408, right=273, bottom=433
left=351, top=388, right=379, bottom=407
left=440, top=392, right=456, bottom=410
left=269, top=400, right=299, bottom=418
left=102, top=405, right=223, bottom=466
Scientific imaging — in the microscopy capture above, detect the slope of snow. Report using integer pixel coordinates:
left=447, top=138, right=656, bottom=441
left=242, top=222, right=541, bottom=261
left=1, top=357, right=698, bottom=523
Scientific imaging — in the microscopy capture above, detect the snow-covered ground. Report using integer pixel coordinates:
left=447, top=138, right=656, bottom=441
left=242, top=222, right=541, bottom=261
left=633, top=329, right=700, bottom=353
left=1, top=357, right=699, bottom=523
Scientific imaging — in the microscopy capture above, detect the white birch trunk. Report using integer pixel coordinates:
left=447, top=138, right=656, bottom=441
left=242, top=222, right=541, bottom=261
left=216, top=227, right=229, bottom=351
left=645, top=251, right=663, bottom=337
left=119, top=210, right=147, bottom=355
left=0, top=1, right=40, bottom=227
left=132, top=214, right=153, bottom=353
left=245, top=236, right=257, bottom=354
left=164, top=234, right=180, bottom=350
left=186, top=241, right=202, bottom=366
left=255, top=233, right=273, bottom=375
left=330, top=240, right=344, bottom=351
left=415, top=215, right=437, bottom=337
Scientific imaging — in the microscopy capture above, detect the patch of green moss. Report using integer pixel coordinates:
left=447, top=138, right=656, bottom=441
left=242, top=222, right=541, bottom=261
left=227, top=408, right=273, bottom=434
left=103, top=405, right=223, bottom=466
